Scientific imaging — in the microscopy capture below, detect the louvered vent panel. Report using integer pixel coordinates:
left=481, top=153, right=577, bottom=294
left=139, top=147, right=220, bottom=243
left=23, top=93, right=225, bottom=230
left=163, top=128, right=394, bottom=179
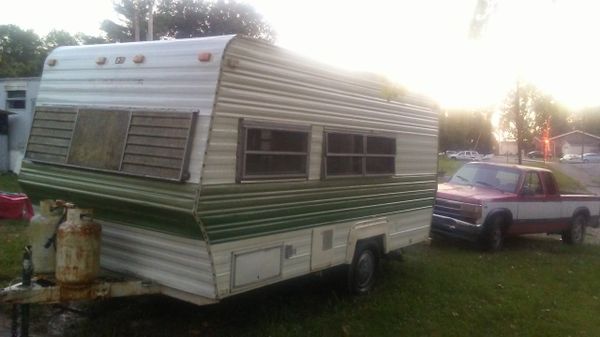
left=121, top=111, right=194, bottom=180
left=25, top=107, right=195, bottom=181
left=26, top=107, right=77, bottom=163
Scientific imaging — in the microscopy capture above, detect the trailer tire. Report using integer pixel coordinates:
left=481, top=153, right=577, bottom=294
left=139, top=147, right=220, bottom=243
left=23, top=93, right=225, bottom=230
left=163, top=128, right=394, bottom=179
left=562, top=214, right=586, bottom=245
left=348, top=242, right=379, bottom=294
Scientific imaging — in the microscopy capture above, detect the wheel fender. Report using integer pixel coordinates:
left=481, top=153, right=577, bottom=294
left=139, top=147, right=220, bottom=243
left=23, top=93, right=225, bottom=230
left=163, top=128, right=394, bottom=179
left=571, top=207, right=590, bottom=221
left=345, top=218, right=388, bottom=264
left=483, top=209, right=513, bottom=230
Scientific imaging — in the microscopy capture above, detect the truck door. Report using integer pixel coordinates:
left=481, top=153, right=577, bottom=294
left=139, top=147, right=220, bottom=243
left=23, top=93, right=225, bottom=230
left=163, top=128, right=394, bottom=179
left=515, top=171, right=561, bottom=234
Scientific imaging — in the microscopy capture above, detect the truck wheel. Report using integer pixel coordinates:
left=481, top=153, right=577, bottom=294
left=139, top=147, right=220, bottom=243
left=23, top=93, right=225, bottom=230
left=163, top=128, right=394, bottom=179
left=562, top=214, right=587, bottom=245
left=348, top=243, right=378, bottom=294
left=481, top=216, right=504, bottom=252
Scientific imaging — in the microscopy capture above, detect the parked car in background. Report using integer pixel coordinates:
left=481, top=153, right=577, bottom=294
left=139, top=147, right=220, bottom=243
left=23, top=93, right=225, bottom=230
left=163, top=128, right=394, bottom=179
left=449, top=150, right=482, bottom=161
left=431, top=162, right=600, bottom=251
left=527, top=150, right=543, bottom=159
left=445, top=150, right=457, bottom=158
left=582, top=153, right=600, bottom=163
left=560, top=154, right=583, bottom=163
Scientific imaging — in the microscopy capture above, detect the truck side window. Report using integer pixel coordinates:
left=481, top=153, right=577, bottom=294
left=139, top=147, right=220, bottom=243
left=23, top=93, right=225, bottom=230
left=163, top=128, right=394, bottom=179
left=523, top=172, right=544, bottom=195
left=541, top=172, right=558, bottom=195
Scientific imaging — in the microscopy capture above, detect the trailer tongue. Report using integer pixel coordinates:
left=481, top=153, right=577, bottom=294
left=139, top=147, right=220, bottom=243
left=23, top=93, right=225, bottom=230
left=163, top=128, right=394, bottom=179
left=1, top=203, right=160, bottom=337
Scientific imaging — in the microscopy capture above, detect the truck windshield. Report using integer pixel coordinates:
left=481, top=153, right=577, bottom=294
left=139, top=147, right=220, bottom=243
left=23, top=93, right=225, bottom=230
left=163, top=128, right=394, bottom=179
left=449, top=165, right=520, bottom=193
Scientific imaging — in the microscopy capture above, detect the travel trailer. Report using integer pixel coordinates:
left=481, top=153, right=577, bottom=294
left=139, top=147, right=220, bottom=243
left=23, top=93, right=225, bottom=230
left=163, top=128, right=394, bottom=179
left=11, top=35, right=438, bottom=306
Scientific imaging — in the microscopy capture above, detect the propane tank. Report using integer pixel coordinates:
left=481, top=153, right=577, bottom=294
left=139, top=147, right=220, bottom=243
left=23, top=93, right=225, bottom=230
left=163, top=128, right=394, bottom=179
left=28, top=200, right=62, bottom=274
left=55, top=208, right=101, bottom=286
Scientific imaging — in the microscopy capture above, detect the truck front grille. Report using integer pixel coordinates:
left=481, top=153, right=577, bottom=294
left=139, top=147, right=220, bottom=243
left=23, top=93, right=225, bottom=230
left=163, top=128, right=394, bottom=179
left=433, top=198, right=462, bottom=218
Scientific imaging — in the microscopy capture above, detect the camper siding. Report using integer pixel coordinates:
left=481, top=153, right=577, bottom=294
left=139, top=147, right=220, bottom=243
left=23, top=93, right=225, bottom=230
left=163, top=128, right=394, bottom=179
left=33, top=35, right=235, bottom=185
left=100, top=222, right=216, bottom=298
left=201, top=38, right=437, bottom=185
left=196, top=37, right=438, bottom=244
left=208, top=208, right=432, bottom=298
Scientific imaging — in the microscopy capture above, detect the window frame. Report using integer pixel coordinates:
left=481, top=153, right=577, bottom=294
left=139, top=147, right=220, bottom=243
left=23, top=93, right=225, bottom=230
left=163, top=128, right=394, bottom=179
left=5, top=90, right=26, bottom=110
left=237, top=120, right=311, bottom=182
left=323, top=130, right=397, bottom=178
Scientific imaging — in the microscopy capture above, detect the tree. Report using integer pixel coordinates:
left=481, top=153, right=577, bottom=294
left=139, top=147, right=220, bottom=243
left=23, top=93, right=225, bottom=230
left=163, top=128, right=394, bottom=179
left=101, top=0, right=155, bottom=42
left=0, top=25, right=44, bottom=77
left=102, top=0, right=275, bottom=42
left=439, top=109, right=495, bottom=154
left=43, top=30, right=79, bottom=51
left=500, top=82, right=565, bottom=163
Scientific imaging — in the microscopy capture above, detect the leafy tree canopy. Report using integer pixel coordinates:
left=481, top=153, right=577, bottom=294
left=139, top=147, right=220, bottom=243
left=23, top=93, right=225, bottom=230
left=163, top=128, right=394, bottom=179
left=0, top=25, right=107, bottom=78
left=102, top=0, right=275, bottom=42
left=0, top=25, right=44, bottom=77
left=439, top=109, right=495, bottom=154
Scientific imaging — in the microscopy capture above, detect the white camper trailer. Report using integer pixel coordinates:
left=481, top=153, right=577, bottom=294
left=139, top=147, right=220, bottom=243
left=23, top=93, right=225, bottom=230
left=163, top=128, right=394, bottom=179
left=8, top=35, right=438, bottom=306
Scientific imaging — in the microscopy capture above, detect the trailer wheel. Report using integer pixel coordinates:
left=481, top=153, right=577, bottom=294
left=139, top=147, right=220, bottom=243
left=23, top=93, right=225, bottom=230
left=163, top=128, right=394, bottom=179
left=480, top=215, right=504, bottom=252
left=348, top=242, right=378, bottom=294
left=562, top=214, right=586, bottom=245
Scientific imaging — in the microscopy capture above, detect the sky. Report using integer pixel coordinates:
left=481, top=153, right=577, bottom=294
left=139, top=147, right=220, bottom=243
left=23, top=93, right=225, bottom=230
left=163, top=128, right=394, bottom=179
left=2, top=0, right=600, bottom=110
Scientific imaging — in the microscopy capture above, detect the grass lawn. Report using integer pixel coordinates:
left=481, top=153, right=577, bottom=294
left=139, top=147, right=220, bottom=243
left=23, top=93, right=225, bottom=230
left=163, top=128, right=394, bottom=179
left=45, top=239, right=600, bottom=337
left=2, top=171, right=600, bottom=336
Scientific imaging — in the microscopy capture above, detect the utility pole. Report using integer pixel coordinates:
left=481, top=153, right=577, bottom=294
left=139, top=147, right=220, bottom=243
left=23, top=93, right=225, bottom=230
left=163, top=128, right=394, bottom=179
left=515, top=80, right=522, bottom=164
left=147, top=0, right=155, bottom=41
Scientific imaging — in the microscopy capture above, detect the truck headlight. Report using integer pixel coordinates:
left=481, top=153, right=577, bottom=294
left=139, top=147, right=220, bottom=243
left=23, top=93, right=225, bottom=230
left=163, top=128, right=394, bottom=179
left=461, top=203, right=483, bottom=224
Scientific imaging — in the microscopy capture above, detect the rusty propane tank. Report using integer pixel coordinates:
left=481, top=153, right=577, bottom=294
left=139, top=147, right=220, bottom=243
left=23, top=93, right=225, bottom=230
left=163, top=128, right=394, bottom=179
left=55, top=208, right=101, bottom=286
left=28, top=200, right=63, bottom=274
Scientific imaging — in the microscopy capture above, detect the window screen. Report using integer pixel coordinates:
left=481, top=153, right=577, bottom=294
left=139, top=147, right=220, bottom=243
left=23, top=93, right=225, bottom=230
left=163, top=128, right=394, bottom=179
left=239, top=123, right=309, bottom=180
left=6, top=90, right=26, bottom=110
left=325, top=132, right=396, bottom=177
left=25, top=106, right=196, bottom=181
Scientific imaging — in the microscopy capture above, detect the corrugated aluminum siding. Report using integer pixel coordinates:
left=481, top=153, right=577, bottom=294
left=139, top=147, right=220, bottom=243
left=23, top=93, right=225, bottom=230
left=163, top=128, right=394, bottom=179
left=197, top=37, right=438, bottom=243
left=34, top=35, right=235, bottom=184
left=101, top=221, right=215, bottom=298
left=202, top=37, right=437, bottom=185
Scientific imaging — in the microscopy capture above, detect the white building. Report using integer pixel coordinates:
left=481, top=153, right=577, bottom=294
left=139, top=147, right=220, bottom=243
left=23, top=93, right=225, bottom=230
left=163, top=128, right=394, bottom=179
left=0, top=77, right=40, bottom=172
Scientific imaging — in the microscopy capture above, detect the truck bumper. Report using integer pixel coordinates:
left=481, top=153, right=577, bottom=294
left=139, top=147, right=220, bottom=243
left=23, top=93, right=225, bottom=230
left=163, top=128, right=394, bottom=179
left=430, top=214, right=483, bottom=242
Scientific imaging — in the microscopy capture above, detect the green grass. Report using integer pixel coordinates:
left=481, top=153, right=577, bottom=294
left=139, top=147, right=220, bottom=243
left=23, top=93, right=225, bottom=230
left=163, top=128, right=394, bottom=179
left=0, top=173, right=27, bottom=286
left=59, top=239, right=600, bottom=337
left=437, top=157, right=464, bottom=179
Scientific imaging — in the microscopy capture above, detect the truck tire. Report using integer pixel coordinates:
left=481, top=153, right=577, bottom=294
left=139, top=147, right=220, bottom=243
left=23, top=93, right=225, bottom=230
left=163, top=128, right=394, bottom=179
left=562, top=214, right=587, bottom=245
left=348, top=242, right=379, bottom=294
left=480, top=215, right=504, bottom=252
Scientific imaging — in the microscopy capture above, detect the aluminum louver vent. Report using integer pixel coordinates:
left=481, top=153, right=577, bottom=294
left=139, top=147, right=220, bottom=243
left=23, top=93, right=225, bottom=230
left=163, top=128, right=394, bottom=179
left=25, top=106, right=196, bottom=181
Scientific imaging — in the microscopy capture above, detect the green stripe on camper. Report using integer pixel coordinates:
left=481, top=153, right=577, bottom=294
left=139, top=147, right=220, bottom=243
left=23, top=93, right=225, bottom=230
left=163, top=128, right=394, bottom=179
left=19, top=162, right=202, bottom=239
left=197, top=175, right=436, bottom=243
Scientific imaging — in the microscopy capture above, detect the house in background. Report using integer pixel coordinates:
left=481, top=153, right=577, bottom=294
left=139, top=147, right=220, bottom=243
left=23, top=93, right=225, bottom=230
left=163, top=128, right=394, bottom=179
left=536, top=130, right=600, bottom=157
left=498, top=139, right=518, bottom=155
left=0, top=77, right=40, bottom=173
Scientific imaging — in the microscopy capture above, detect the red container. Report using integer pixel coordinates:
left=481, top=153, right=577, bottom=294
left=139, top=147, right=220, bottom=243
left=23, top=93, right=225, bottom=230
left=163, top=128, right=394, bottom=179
left=0, top=193, right=34, bottom=220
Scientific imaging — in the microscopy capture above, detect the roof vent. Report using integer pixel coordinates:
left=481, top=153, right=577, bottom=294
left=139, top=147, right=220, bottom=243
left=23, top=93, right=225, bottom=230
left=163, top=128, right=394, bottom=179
left=47, top=59, right=57, bottom=67
left=96, top=57, right=107, bottom=65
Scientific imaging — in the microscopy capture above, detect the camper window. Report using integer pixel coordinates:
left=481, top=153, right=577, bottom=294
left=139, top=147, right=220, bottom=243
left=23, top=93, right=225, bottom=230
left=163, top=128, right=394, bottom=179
left=239, top=123, right=309, bottom=180
left=6, top=90, right=26, bottom=110
left=325, top=132, right=396, bottom=177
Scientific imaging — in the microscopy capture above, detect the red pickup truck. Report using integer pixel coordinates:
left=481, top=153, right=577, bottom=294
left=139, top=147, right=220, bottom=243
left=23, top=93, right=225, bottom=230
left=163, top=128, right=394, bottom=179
left=431, top=162, right=600, bottom=250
